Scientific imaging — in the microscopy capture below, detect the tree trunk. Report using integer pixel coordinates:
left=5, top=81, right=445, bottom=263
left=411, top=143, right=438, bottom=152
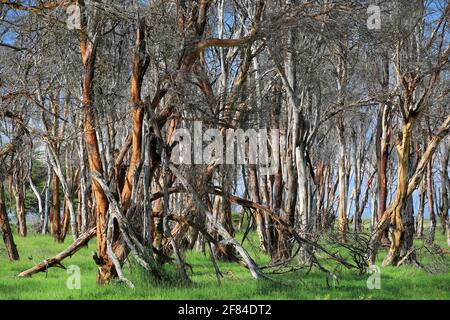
left=121, top=19, right=148, bottom=212
left=382, top=120, right=413, bottom=266
left=426, top=159, right=436, bottom=244
left=248, top=165, right=267, bottom=251
left=0, top=182, right=20, bottom=260
left=416, top=178, right=426, bottom=238
left=61, top=197, right=71, bottom=242
left=13, top=179, right=27, bottom=237
left=50, top=174, right=62, bottom=243
left=351, top=130, right=362, bottom=233
left=78, top=136, right=89, bottom=233
left=79, top=18, right=115, bottom=282
left=337, top=119, right=347, bottom=242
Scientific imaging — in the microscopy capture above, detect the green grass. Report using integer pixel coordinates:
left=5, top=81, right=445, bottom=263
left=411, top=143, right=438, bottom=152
left=1, top=226, right=449, bottom=300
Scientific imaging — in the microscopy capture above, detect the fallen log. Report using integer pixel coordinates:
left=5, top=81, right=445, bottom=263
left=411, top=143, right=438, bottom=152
left=210, top=187, right=360, bottom=270
left=18, top=227, right=96, bottom=278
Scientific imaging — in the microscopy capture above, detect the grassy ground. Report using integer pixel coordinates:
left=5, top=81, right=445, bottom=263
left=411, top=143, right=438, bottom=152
left=1, top=226, right=449, bottom=300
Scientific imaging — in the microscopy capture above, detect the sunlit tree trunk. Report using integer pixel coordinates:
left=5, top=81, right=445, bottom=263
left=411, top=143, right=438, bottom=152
left=120, top=19, right=148, bottom=211
left=42, top=154, right=52, bottom=235
left=12, top=175, right=26, bottom=237
left=248, top=165, right=267, bottom=251
left=78, top=135, right=89, bottom=233
left=370, top=180, right=378, bottom=232
left=337, top=118, right=347, bottom=242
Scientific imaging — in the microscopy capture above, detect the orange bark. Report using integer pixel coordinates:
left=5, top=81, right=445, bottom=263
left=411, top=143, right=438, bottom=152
left=120, top=20, right=147, bottom=211
left=78, top=1, right=114, bottom=283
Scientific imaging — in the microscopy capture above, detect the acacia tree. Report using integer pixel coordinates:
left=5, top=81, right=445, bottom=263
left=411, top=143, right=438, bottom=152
left=367, top=0, right=450, bottom=266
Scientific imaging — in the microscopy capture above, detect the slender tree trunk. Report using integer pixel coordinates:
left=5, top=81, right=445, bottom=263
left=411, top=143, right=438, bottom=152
left=121, top=19, right=148, bottom=212
left=50, top=173, right=62, bottom=242
left=370, top=181, right=378, bottom=232
left=337, top=119, right=347, bottom=242
left=13, top=179, right=27, bottom=237
left=377, top=104, right=391, bottom=242
left=426, top=159, right=436, bottom=244
left=60, top=197, right=70, bottom=242
left=439, top=141, right=449, bottom=236
left=416, top=178, right=426, bottom=238
left=28, top=159, right=44, bottom=233
left=382, top=120, right=413, bottom=266
left=79, top=10, right=115, bottom=282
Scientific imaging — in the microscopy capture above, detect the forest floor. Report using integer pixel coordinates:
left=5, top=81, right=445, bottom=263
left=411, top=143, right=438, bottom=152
left=1, top=224, right=450, bottom=300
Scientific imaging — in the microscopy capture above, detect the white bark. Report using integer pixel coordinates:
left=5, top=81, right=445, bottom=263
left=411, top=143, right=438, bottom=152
left=46, top=143, right=78, bottom=241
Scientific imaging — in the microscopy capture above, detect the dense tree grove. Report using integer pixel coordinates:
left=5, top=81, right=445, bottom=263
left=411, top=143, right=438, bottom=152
left=0, top=0, right=449, bottom=286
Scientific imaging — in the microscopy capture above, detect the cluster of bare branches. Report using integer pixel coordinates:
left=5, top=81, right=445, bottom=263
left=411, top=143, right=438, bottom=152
left=0, top=0, right=449, bottom=287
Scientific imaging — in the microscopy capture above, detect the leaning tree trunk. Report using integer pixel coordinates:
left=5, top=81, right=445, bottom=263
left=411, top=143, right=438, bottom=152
left=248, top=165, right=267, bottom=251
left=50, top=173, right=62, bottom=243
left=28, top=159, right=44, bottom=233
left=416, top=177, right=426, bottom=238
left=78, top=5, right=115, bottom=283
left=376, top=104, right=391, bottom=241
left=47, top=144, right=78, bottom=241
left=13, top=179, right=27, bottom=237
left=426, top=159, right=436, bottom=244
left=120, top=18, right=148, bottom=212
left=439, top=141, right=449, bottom=237
left=18, top=227, right=96, bottom=278
left=42, top=154, right=52, bottom=234
left=78, top=135, right=89, bottom=234
left=0, top=182, right=19, bottom=260
left=398, top=152, right=416, bottom=265
left=337, top=119, right=348, bottom=243
left=351, top=130, right=362, bottom=233
left=296, top=142, right=310, bottom=261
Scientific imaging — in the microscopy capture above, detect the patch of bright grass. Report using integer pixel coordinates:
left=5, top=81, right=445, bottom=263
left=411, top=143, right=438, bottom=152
left=1, top=223, right=449, bottom=300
